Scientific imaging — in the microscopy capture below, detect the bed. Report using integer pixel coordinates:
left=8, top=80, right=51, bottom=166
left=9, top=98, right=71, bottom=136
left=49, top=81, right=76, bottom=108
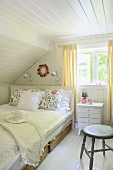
left=0, top=85, right=74, bottom=170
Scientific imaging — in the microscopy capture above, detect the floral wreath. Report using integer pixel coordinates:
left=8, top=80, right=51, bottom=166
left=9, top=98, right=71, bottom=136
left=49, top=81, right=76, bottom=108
left=37, top=64, right=49, bottom=77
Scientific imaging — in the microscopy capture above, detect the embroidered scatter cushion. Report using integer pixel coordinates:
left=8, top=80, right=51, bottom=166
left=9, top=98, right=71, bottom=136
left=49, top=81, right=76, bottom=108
left=17, top=91, right=40, bottom=112
left=9, top=89, right=23, bottom=106
left=40, top=90, right=62, bottom=110
left=9, top=89, right=37, bottom=106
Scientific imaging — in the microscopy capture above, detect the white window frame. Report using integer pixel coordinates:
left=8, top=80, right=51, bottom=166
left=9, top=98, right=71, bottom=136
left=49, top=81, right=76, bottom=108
left=77, top=47, right=108, bottom=86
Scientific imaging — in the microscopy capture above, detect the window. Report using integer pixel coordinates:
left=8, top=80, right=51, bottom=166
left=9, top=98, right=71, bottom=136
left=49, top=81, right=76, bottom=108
left=78, top=47, right=108, bottom=85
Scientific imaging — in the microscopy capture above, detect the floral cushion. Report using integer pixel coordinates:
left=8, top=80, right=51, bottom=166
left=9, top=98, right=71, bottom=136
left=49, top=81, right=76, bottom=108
left=9, top=89, right=24, bottom=106
left=40, top=90, right=62, bottom=110
left=9, top=88, right=38, bottom=106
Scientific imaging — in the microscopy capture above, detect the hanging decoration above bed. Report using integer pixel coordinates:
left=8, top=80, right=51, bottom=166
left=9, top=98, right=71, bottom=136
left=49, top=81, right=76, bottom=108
left=37, top=64, right=49, bottom=77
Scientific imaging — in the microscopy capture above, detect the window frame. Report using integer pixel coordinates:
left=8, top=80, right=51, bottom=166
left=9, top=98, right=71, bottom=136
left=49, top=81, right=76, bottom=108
left=77, top=47, right=108, bottom=86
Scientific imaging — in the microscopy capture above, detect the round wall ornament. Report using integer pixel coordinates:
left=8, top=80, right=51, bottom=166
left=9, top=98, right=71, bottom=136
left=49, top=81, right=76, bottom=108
left=37, top=64, right=49, bottom=77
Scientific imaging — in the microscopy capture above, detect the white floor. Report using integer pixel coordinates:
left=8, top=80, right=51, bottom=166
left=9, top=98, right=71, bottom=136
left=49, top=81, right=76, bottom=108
left=37, top=129, right=113, bottom=170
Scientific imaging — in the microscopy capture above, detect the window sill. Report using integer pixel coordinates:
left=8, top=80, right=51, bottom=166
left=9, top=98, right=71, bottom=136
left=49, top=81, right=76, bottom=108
left=79, top=84, right=107, bottom=89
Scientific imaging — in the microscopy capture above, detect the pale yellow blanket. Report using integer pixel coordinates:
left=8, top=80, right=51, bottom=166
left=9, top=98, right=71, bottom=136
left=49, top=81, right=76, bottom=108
left=0, top=106, right=69, bottom=168
left=0, top=116, right=45, bottom=167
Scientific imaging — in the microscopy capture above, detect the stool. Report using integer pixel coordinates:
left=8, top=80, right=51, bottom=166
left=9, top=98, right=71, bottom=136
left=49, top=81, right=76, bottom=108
left=80, top=124, right=113, bottom=170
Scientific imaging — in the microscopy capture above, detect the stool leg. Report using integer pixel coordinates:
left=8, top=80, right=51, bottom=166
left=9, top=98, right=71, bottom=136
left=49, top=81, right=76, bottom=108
left=89, top=138, right=95, bottom=170
left=80, top=134, right=86, bottom=159
left=102, top=139, right=105, bottom=156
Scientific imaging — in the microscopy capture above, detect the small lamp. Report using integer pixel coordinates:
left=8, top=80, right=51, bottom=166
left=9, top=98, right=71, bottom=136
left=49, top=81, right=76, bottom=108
left=23, top=73, right=32, bottom=81
left=82, top=89, right=88, bottom=104
left=50, top=71, right=60, bottom=81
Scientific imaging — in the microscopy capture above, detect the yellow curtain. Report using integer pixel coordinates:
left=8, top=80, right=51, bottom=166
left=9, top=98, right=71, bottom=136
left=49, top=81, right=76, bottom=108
left=63, top=44, right=77, bottom=122
left=108, top=41, right=113, bottom=122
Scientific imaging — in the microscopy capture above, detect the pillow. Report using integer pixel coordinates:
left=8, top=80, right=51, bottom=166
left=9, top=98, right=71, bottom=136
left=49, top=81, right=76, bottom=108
left=45, top=89, right=63, bottom=95
left=17, top=91, right=40, bottom=112
left=9, top=89, right=24, bottom=106
left=9, top=89, right=37, bottom=106
left=35, top=90, right=45, bottom=101
left=40, top=90, right=62, bottom=110
left=60, top=90, right=73, bottom=111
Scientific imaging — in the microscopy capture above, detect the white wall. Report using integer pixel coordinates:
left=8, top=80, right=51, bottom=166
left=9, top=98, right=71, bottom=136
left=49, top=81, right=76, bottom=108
left=14, top=44, right=63, bottom=86
left=0, top=85, right=10, bottom=105
left=14, top=34, right=111, bottom=86
left=13, top=34, right=111, bottom=123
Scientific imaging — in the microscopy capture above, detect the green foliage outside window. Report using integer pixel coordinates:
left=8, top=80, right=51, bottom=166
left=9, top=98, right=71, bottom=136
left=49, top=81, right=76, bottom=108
left=81, top=51, right=108, bottom=83
left=98, top=53, right=108, bottom=81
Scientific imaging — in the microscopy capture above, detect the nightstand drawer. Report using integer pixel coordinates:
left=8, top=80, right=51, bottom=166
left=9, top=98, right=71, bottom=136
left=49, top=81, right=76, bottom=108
left=78, top=112, right=101, bottom=119
left=78, top=117, right=101, bottom=123
left=78, top=117, right=91, bottom=122
left=78, top=112, right=91, bottom=118
left=78, top=107, right=101, bottom=114
left=91, top=113, right=101, bottom=119
left=78, top=107, right=91, bottom=113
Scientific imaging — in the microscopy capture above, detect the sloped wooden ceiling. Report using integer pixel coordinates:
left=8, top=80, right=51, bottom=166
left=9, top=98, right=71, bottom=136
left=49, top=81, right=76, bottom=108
left=0, top=35, right=48, bottom=84
left=1, top=0, right=112, bottom=39
left=0, top=0, right=113, bottom=84
left=0, top=33, right=49, bottom=84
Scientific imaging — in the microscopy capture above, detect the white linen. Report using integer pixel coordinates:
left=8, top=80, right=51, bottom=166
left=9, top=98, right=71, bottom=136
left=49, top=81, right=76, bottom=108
left=0, top=104, right=72, bottom=169
left=0, top=126, right=19, bottom=170
left=60, top=90, right=73, bottom=111
left=17, top=91, right=40, bottom=111
left=0, top=104, right=18, bottom=121
left=5, top=110, right=31, bottom=123
left=0, top=116, right=45, bottom=167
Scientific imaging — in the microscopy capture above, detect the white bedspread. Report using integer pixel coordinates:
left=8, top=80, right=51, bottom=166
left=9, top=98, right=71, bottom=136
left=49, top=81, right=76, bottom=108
left=0, top=117, right=46, bottom=167
left=0, top=104, right=71, bottom=169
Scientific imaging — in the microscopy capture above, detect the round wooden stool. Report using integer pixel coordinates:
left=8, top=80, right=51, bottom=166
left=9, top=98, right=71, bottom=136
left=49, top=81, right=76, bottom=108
left=80, top=124, right=113, bottom=170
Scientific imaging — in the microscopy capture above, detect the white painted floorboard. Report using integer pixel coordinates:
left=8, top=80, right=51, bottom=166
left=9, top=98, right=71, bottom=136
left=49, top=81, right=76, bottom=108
left=37, top=129, right=113, bottom=170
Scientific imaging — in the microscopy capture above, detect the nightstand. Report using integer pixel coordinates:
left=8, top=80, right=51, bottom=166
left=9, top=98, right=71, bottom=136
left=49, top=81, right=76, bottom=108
left=77, top=102, right=103, bottom=135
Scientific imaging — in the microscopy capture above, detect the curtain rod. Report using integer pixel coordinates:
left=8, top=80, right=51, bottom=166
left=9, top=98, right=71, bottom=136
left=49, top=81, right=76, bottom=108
left=54, top=33, right=112, bottom=44
left=58, top=44, right=76, bottom=48
left=58, top=41, right=109, bottom=48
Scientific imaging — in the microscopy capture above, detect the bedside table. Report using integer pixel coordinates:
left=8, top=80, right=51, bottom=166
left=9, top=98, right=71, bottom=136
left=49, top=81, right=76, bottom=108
left=77, top=102, right=103, bottom=135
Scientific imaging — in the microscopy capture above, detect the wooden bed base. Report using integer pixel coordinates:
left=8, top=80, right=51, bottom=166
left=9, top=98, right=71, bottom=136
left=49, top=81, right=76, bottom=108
left=22, top=121, right=72, bottom=170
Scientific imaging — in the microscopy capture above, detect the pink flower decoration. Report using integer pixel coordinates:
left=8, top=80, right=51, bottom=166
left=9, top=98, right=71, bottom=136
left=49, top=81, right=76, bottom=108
left=51, top=90, right=57, bottom=94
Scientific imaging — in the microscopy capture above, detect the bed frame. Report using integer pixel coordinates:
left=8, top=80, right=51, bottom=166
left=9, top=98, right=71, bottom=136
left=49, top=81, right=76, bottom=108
left=10, top=85, right=74, bottom=170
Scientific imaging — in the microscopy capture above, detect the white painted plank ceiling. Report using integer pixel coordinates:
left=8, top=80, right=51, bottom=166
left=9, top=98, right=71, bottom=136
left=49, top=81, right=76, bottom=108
left=0, top=0, right=112, bottom=84
left=1, top=0, right=112, bottom=39
left=0, top=35, right=47, bottom=84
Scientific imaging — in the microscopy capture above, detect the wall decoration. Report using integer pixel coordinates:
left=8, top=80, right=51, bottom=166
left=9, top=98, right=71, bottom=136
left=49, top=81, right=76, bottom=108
left=37, top=64, right=49, bottom=77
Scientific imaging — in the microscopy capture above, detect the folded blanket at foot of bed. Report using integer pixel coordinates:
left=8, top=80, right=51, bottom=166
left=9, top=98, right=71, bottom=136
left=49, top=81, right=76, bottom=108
left=0, top=113, right=46, bottom=168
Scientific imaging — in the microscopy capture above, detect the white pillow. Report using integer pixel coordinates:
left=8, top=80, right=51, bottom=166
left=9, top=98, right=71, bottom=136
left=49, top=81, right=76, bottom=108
left=35, top=91, right=45, bottom=100
left=60, top=90, right=73, bottom=111
left=17, top=91, right=40, bottom=112
left=9, top=88, right=35, bottom=106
